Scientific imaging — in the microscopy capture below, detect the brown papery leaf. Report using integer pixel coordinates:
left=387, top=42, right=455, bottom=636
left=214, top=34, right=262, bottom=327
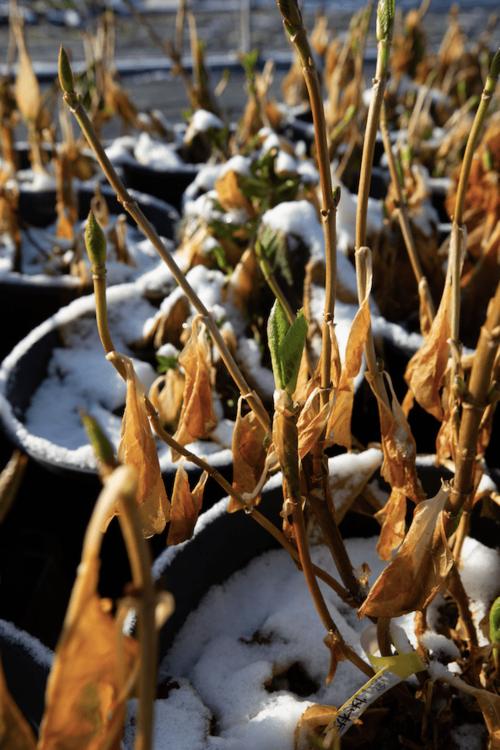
left=228, top=398, right=267, bottom=513
left=173, top=317, right=218, bottom=450
left=119, top=357, right=170, bottom=537
left=359, top=486, right=453, bottom=618
left=297, top=388, right=332, bottom=459
left=167, top=466, right=208, bottom=545
left=14, top=25, right=41, bottom=124
left=38, top=557, right=139, bottom=750
left=376, top=489, right=407, bottom=561
left=149, top=369, right=185, bottom=431
left=331, top=449, right=383, bottom=522
left=215, top=170, right=254, bottom=215
left=475, top=689, right=500, bottom=749
left=294, top=704, right=337, bottom=750
left=0, top=661, right=36, bottom=749
left=369, top=373, right=423, bottom=503
left=326, top=272, right=371, bottom=449
left=405, top=280, right=452, bottom=420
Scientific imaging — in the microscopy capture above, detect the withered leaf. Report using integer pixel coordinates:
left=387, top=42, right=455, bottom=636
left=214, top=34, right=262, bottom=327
left=297, top=388, right=332, bottom=459
left=475, top=687, right=500, bottom=749
left=119, top=357, right=170, bottom=537
left=38, top=557, right=139, bottom=750
left=326, top=273, right=371, bottom=450
left=173, top=317, right=218, bottom=450
left=359, top=486, right=453, bottom=618
left=375, top=489, right=407, bottom=561
left=368, top=373, right=423, bottom=502
left=330, top=449, right=383, bottom=522
left=149, top=369, right=185, bottom=431
left=405, top=280, right=452, bottom=420
left=294, top=704, right=337, bottom=750
left=0, top=661, right=36, bottom=749
left=228, top=398, right=267, bottom=513
left=14, top=27, right=41, bottom=124
left=167, top=466, right=208, bottom=545
left=215, top=170, right=254, bottom=214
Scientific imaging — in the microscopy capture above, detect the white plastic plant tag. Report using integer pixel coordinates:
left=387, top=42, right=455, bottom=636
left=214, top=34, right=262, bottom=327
left=326, top=625, right=426, bottom=740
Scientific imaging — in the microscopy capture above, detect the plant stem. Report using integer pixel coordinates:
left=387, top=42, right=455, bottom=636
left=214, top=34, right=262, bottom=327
left=355, top=0, right=394, bottom=250
left=448, top=283, right=500, bottom=516
left=447, top=565, right=479, bottom=654
left=59, top=49, right=270, bottom=435
left=447, top=49, right=499, bottom=398
left=380, top=103, right=435, bottom=327
left=275, top=0, right=337, bottom=402
left=292, top=496, right=374, bottom=678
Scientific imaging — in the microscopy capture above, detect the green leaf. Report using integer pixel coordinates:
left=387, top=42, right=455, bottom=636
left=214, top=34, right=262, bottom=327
left=280, top=311, right=307, bottom=394
left=156, top=354, right=178, bottom=373
left=267, top=300, right=289, bottom=390
left=490, top=596, right=500, bottom=646
left=80, top=410, right=117, bottom=470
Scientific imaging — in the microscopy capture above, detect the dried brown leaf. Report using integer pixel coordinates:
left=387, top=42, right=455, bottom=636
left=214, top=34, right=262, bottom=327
left=228, top=398, right=267, bottom=513
left=369, top=373, right=423, bottom=502
left=404, top=281, right=452, bottom=420
left=167, top=466, right=208, bottom=545
left=0, top=661, right=36, bottom=749
left=297, top=388, right=332, bottom=459
left=375, top=489, right=407, bottom=561
left=173, top=318, right=218, bottom=450
left=294, top=704, right=337, bottom=750
left=149, top=370, right=185, bottom=431
left=475, top=688, right=500, bottom=749
left=359, top=486, right=453, bottom=618
left=118, top=358, right=170, bottom=537
left=38, top=558, right=139, bottom=750
left=14, top=33, right=41, bottom=123
left=0, top=450, right=28, bottom=524
left=215, top=170, right=254, bottom=214
left=326, top=274, right=371, bottom=449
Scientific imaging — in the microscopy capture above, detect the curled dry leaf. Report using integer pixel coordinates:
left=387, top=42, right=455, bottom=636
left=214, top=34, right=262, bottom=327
left=149, top=369, right=185, bottom=431
left=475, top=689, right=500, bottom=750
left=375, top=489, right=407, bottom=561
left=0, top=450, right=28, bottom=524
left=228, top=397, right=267, bottom=513
left=173, top=317, right=218, bottom=450
left=359, top=486, right=453, bottom=618
left=405, top=280, right=452, bottom=420
left=297, top=387, right=333, bottom=459
left=326, top=270, right=371, bottom=449
left=368, top=373, right=423, bottom=503
left=118, top=357, right=170, bottom=537
left=167, top=465, right=208, bottom=545
left=0, top=661, right=36, bottom=749
left=14, top=26, right=41, bottom=124
left=215, top=170, right=254, bottom=215
left=294, top=704, right=337, bottom=750
left=38, top=557, right=139, bottom=750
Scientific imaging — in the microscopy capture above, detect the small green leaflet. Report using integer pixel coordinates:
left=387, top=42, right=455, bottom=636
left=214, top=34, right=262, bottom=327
left=156, top=354, right=178, bottom=373
left=267, top=301, right=307, bottom=394
left=490, top=597, right=500, bottom=646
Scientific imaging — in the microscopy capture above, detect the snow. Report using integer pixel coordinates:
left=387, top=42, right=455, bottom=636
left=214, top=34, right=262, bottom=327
left=134, top=132, right=183, bottom=169
left=140, top=482, right=499, bottom=750
left=189, top=109, right=225, bottom=134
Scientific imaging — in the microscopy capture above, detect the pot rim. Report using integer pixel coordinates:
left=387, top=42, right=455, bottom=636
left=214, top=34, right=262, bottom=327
left=0, top=283, right=233, bottom=476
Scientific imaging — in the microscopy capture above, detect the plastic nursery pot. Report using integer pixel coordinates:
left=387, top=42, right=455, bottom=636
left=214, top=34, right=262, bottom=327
left=121, top=160, right=200, bottom=212
left=0, top=284, right=233, bottom=495
left=0, top=619, right=52, bottom=733
left=0, top=184, right=179, bottom=360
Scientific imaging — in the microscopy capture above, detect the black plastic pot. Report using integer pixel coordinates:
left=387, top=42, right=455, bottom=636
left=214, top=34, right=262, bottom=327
left=0, top=185, right=178, bottom=360
left=0, top=619, right=52, bottom=733
left=121, top=161, right=200, bottom=212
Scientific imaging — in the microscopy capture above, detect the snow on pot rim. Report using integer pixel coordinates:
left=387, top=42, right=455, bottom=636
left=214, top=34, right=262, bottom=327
left=0, top=283, right=233, bottom=478
left=140, top=465, right=498, bottom=750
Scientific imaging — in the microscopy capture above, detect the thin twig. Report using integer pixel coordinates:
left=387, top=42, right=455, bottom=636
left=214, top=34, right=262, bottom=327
left=58, top=48, right=270, bottom=435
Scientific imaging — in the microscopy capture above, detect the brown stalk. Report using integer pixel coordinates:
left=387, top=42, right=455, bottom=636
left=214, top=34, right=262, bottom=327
left=276, top=0, right=362, bottom=605
left=275, top=0, right=337, bottom=402
left=380, top=102, right=435, bottom=326
left=59, top=48, right=269, bottom=435
left=448, top=283, right=500, bottom=516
